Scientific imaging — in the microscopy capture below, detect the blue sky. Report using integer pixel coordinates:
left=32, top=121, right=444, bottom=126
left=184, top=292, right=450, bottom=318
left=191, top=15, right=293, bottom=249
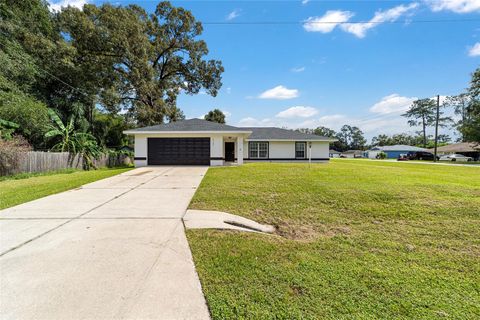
left=49, top=0, right=480, bottom=140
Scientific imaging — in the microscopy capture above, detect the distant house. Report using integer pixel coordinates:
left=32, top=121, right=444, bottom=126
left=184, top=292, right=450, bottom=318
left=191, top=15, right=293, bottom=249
left=340, top=150, right=364, bottom=158
left=428, top=142, right=480, bottom=161
left=365, top=145, right=427, bottom=159
left=329, top=150, right=341, bottom=158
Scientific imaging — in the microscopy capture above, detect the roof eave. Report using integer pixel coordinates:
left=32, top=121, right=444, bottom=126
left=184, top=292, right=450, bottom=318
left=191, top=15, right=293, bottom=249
left=123, top=130, right=252, bottom=135
left=246, top=138, right=337, bottom=142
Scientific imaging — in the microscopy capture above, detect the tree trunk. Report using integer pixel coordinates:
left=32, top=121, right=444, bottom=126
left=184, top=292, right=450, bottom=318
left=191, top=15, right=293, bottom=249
left=422, top=115, right=427, bottom=147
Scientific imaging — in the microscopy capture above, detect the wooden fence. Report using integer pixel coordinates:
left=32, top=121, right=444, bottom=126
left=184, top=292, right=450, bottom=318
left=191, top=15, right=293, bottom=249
left=1, top=151, right=132, bottom=176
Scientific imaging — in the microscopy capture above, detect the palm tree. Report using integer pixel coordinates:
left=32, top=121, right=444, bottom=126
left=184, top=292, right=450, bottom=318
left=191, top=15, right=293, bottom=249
left=45, top=109, right=101, bottom=169
left=45, top=109, right=77, bottom=152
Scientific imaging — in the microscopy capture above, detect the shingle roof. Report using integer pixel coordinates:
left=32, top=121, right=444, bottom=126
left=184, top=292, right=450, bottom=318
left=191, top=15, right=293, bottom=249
left=370, top=145, right=426, bottom=152
left=125, top=119, right=334, bottom=141
left=241, top=127, right=334, bottom=141
left=124, top=118, right=251, bottom=132
left=427, top=142, right=480, bottom=153
left=342, top=150, right=364, bottom=154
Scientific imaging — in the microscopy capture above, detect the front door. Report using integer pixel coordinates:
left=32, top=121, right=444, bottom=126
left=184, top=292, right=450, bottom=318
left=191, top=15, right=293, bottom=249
left=225, top=142, right=235, bottom=162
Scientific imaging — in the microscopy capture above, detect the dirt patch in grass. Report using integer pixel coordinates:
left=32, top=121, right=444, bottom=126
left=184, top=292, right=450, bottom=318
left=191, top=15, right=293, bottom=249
left=275, top=221, right=352, bottom=241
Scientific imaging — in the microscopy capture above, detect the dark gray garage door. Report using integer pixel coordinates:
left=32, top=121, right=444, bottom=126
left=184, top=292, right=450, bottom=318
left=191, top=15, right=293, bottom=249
left=147, top=138, right=210, bottom=165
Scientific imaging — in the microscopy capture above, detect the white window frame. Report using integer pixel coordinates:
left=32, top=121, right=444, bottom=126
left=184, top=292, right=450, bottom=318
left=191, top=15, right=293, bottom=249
left=249, top=141, right=269, bottom=159
left=295, top=142, right=306, bottom=159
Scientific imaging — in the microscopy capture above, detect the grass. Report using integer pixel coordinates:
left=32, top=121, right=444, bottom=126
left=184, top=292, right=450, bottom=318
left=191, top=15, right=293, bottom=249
left=0, top=168, right=79, bottom=182
left=0, top=167, right=132, bottom=210
left=187, top=160, right=480, bottom=319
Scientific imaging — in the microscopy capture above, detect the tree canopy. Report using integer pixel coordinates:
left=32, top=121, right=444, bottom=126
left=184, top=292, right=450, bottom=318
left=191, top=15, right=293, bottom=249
left=463, top=68, right=480, bottom=142
left=0, top=0, right=223, bottom=151
left=58, top=2, right=224, bottom=126
left=205, top=109, right=226, bottom=124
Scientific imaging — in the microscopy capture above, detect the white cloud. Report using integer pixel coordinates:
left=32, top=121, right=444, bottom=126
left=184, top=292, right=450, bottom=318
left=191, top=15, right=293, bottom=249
left=48, top=0, right=88, bottom=11
left=226, top=87, right=232, bottom=94
left=299, top=114, right=348, bottom=130
left=468, top=42, right=480, bottom=56
left=276, top=106, right=318, bottom=118
left=236, top=112, right=421, bottom=140
left=426, top=0, right=480, bottom=13
left=291, top=66, right=306, bottom=73
left=238, top=117, right=277, bottom=127
left=226, top=9, right=241, bottom=21
left=341, top=3, right=418, bottom=38
left=369, top=94, right=417, bottom=114
left=258, top=85, right=299, bottom=100
left=303, top=10, right=354, bottom=33
left=302, top=0, right=310, bottom=5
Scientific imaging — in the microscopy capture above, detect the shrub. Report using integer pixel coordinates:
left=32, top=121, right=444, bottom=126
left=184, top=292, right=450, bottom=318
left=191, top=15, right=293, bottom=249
left=377, top=151, right=387, bottom=159
left=0, top=79, right=50, bottom=148
left=0, top=135, right=32, bottom=176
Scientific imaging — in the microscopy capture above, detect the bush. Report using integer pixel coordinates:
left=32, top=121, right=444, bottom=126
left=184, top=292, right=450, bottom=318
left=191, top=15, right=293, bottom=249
left=106, top=149, right=133, bottom=167
left=0, top=77, right=50, bottom=148
left=0, top=136, right=32, bottom=176
left=376, top=152, right=387, bottom=160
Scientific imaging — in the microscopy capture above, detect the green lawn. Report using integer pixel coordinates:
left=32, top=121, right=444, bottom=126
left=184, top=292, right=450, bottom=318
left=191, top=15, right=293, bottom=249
left=0, top=167, right=132, bottom=210
left=187, top=160, right=480, bottom=319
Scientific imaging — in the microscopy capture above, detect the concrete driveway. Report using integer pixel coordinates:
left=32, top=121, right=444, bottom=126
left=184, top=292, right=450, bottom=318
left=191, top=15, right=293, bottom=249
left=0, top=166, right=210, bottom=320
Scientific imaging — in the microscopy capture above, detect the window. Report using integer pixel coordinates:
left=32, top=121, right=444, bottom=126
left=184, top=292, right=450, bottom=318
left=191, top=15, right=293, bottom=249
left=249, top=142, right=269, bottom=159
left=295, top=142, right=306, bottom=159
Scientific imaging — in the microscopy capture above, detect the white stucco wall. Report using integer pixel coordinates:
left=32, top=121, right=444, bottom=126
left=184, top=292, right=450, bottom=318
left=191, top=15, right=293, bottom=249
left=131, top=132, right=331, bottom=166
left=131, top=133, right=249, bottom=167
left=134, top=135, right=148, bottom=167
left=270, top=141, right=296, bottom=158
left=310, top=142, right=330, bottom=159
left=243, top=140, right=330, bottom=160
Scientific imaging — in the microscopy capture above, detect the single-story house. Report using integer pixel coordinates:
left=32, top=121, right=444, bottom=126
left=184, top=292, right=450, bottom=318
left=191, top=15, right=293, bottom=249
left=365, top=145, right=427, bottom=159
left=123, top=118, right=336, bottom=166
left=427, top=142, right=480, bottom=160
left=340, top=150, right=364, bottom=158
left=329, top=150, right=341, bottom=158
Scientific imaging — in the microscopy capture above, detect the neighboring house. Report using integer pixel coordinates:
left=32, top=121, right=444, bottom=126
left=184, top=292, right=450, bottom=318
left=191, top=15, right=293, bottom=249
left=329, top=150, right=341, bottom=158
left=365, top=145, right=427, bottom=159
left=427, top=142, right=480, bottom=160
left=340, top=150, right=364, bottom=158
left=123, top=118, right=336, bottom=166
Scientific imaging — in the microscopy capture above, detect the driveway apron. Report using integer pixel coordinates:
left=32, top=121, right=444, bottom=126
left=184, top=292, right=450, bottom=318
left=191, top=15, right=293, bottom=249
left=0, top=166, right=210, bottom=320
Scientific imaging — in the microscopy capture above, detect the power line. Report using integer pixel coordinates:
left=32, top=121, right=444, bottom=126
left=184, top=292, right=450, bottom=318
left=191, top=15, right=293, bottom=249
left=143, top=0, right=423, bottom=2
left=201, top=18, right=480, bottom=25
left=6, top=50, right=92, bottom=98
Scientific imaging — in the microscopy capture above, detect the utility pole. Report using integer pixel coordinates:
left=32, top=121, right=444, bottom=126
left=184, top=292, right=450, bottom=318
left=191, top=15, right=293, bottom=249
left=433, top=95, right=440, bottom=162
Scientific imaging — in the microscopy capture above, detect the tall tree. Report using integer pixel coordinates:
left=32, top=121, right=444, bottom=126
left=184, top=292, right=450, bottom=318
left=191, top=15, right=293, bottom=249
left=402, top=99, right=437, bottom=147
left=444, top=93, right=470, bottom=142
left=463, top=68, right=480, bottom=142
left=336, top=125, right=366, bottom=151
left=371, top=134, right=391, bottom=146
left=58, top=1, right=224, bottom=126
left=204, top=109, right=226, bottom=124
left=313, top=126, right=336, bottom=138
left=370, top=133, right=435, bottom=147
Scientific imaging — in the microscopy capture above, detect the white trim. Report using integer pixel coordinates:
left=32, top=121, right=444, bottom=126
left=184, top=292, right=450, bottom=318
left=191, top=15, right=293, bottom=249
left=124, top=130, right=252, bottom=135
left=246, top=138, right=336, bottom=142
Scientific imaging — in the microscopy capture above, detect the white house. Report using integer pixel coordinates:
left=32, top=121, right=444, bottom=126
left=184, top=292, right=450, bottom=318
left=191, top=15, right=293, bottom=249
left=329, top=150, right=341, bottom=158
left=340, top=150, right=364, bottom=158
left=123, top=118, right=336, bottom=166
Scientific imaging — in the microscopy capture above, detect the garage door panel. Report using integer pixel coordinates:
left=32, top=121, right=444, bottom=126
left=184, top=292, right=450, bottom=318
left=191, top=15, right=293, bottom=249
left=148, top=138, right=210, bottom=165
